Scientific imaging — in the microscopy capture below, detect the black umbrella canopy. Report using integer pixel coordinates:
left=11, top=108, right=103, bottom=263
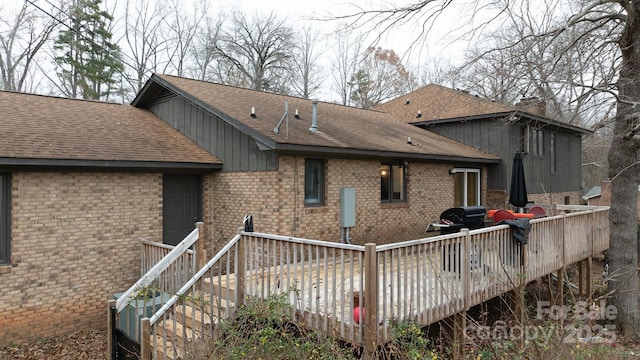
left=509, top=151, right=529, bottom=209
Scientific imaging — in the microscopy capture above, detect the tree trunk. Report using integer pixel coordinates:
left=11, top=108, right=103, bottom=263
left=608, top=4, right=640, bottom=340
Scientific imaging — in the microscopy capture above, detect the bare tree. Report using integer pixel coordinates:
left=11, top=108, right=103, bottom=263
left=334, top=0, right=640, bottom=339
left=189, top=13, right=224, bottom=81
left=330, top=32, right=361, bottom=105
left=213, top=11, right=294, bottom=93
left=454, top=6, right=618, bottom=127
left=161, top=0, right=204, bottom=77
left=290, top=26, right=324, bottom=99
left=0, top=2, right=59, bottom=92
left=121, top=0, right=168, bottom=92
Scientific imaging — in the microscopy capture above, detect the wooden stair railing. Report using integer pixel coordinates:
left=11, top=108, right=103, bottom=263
left=141, top=233, right=243, bottom=360
left=112, top=223, right=204, bottom=347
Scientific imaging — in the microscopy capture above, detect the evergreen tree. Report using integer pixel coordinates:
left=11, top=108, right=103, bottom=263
left=53, top=0, right=123, bottom=100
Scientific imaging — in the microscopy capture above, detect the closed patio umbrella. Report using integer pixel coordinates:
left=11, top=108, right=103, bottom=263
left=509, top=150, right=528, bottom=211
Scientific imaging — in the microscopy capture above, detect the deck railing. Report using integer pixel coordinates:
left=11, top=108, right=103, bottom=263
left=137, top=205, right=609, bottom=359
left=113, top=223, right=204, bottom=344
left=141, top=234, right=244, bottom=360
left=140, top=240, right=197, bottom=291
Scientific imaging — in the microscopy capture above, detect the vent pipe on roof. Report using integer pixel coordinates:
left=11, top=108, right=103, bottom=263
left=273, top=102, right=289, bottom=137
left=310, top=100, right=319, bottom=133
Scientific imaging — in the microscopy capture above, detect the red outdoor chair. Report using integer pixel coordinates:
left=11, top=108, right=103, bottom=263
left=528, top=205, right=546, bottom=217
left=493, top=209, right=515, bottom=223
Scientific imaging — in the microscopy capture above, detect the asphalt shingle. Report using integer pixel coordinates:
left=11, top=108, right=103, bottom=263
left=0, top=90, right=221, bottom=165
left=153, top=74, right=499, bottom=162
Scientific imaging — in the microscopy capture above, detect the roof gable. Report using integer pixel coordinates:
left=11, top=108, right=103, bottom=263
left=136, top=74, right=499, bottom=163
left=376, top=84, right=591, bottom=134
left=376, top=84, right=512, bottom=122
left=0, top=90, right=221, bottom=169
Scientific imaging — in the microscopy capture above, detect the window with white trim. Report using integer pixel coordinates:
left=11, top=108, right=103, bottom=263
left=451, top=168, right=480, bottom=207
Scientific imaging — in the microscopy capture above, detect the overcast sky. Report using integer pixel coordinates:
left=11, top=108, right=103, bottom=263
left=206, top=0, right=480, bottom=100
left=15, top=0, right=487, bottom=101
left=212, top=0, right=475, bottom=66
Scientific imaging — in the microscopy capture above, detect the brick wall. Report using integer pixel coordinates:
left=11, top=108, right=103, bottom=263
left=206, top=157, right=480, bottom=249
left=0, top=159, right=489, bottom=345
left=487, top=189, right=508, bottom=210
left=527, top=191, right=580, bottom=207
left=487, top=188, right=580, bottom=211
left=0, top=172, right=162, bottom=345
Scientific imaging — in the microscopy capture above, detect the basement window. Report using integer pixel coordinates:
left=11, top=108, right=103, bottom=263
left=0, top=173, right=10, bottom=266
left=304, top=159, right=325, bottom=206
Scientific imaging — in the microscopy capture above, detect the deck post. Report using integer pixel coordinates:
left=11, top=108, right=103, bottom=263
left=516, top=243, right=527, bottom=323
left=586, top=210, right=595, bottom=296
left=586, top=257, right=593, bottom=297
left=363, top=243, right=378, bottom=360
left=555, top=267, right=565, bottom=306
left=140, top=317, right=151, bottom=360
left=555, top=212, right=566, bottom=306
left=451, top=312, right=467, bottom=359
left=461, top=229, right=471, bottom=311
left=578, top=260, right=585, bottom=297
left=195, top=222, right=206, bottom=270
left=107, top=300, right=116, bottom=360
left=235, top=233, right=246, bottom=308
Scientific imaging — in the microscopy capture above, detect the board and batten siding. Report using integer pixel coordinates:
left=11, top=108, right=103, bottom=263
left=148, top=90, right=278, bottom=172
left=424, top=119, right=582, bottom=194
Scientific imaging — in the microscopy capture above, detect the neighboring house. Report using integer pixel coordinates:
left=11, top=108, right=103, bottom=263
left=584, top=180, right=640, bottom=221
left=0, top=76, right=500, bottom=345
left=376, top=85, right=591, bottom=210
left=582, top=185, right=603, bottom=204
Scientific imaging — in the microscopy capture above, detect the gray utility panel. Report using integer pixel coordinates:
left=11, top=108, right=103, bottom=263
left=340, top=187, right=356, bottom=228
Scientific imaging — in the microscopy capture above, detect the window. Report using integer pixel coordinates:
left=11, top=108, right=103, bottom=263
left=0, top=173, right=9, bottom=266
left=531, top=128, right=544, bottom=156
left=451, top=168, right=480, bottom=207
left=380, top=163, right=406, bottom=202
left=520, top=125, right=529, bottom=154
left=304, top=159, right=325, bottom=206
left=550, top=132, right=556, bottom=173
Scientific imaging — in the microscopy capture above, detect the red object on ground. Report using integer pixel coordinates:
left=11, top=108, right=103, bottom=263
left=353, top=307, right=364, bottom=324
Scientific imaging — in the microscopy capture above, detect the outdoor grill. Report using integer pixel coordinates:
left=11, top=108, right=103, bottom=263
left=438, top=206, right=487, bottom=273
left=438, top=206, right=487, bottom=234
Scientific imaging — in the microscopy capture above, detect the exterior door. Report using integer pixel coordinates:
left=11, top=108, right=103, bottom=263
left=163, top=174, right=202, bottom=246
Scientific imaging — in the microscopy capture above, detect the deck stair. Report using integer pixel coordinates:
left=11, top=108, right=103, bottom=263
left=146, top=282, right=236, bottom=359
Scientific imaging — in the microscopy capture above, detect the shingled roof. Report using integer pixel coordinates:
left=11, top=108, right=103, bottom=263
left=376, top=84, right=591, bottom=134
left=133, top=74, right=499, bottom=164
left=0, top=90, right=221, bottom=170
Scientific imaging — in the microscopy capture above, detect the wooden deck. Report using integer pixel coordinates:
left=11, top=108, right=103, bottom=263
left=120, top=205, right=609, bottom=360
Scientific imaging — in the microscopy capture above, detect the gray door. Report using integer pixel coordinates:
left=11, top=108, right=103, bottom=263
left=163, top=174, right=202, bottom=246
